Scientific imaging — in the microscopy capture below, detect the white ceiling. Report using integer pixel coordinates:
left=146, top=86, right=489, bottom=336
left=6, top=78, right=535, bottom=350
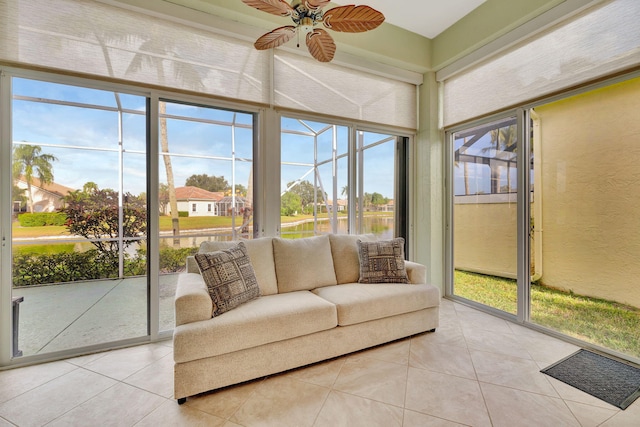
left=334, top=0, right=487, bottom=39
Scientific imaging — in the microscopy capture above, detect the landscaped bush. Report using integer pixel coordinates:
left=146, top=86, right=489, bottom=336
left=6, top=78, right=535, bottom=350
left=161, top=247, right=198, bottom=272
left=12, top=246, right=198, bottom=286
left=178, top=211, right=189, bottom=217
left=18, top=212, right=67, bottom=227
left=136, top=246, right=198, bottom=273
left=12, top=250, right=118, bottom=286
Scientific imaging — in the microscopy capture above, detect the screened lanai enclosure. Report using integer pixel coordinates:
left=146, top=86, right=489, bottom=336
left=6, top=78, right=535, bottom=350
left=280, top=116, right=402, bottom=240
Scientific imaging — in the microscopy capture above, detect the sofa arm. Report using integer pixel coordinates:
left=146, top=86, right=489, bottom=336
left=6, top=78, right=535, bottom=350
left=405, top=261, right=426, bottom=284
left=175, top=273, right=212, bottom=326
left=185, top=256, right=200, bottom=274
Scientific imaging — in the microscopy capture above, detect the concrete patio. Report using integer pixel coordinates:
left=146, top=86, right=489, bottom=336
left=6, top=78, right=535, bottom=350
left=12, top=274, right=179, bottom=356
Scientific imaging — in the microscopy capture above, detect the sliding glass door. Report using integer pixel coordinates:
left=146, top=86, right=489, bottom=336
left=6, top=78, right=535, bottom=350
left=451, top=117, right=519, bottom=315
left=448, top=75, right=640, bottom=361
left=10, top=77, right=148, bottom=356
left=4, top=77, right=258, bottom=359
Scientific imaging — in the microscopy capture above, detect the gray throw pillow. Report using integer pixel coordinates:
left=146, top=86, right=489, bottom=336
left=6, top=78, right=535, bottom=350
left=357, top=237, right=409, bottom=284
left=194, top=242, right=260, bottom=317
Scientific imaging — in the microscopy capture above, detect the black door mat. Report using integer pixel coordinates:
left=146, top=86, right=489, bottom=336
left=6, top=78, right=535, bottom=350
left=541, top=349, right=640, bottom=410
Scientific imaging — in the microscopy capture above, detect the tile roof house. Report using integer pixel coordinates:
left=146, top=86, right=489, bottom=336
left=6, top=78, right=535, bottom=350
left=14, top=176, right=74, bottom=213
left=172, top=186, right=224, bottom=217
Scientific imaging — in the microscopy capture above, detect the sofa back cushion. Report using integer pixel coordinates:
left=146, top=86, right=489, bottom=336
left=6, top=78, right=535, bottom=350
left=199, top=237, right=278, bottom=296
left=272, top=235, right=337, bottom=293
left=329, top=233, right=377, bottom=284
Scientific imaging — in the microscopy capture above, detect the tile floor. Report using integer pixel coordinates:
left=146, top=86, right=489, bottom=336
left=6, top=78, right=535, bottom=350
left=1, top=299, right=639, bottom=426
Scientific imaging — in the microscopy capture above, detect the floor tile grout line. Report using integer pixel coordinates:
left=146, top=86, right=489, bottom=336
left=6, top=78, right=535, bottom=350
left=224, top=376, right=266, bottom=424
left=0, top=364, right=82, bottom=410
left=119, top=350, right=175, bottom=387
left=0, top=414, right=17, bottom=427
left=476, top=378, right=593, bottom=403
left=401, top=356, right=410, bottom=425
left=560, top=396, right=597, bottom=427
left=81, top=344, right=173, bottom=385
left=465, top=334, right=494, bottom=426
left=595, top=409, right=622, bottom=427
left=42, top=381, right=125, bottom=426
left=309, top=382, right=333, bottom=427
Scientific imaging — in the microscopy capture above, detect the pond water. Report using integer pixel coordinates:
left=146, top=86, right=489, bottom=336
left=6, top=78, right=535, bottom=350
left=280, top=216, right=394, bottom=239
left=160, top=215, right=395, bottom=247
left=14, top=215, right=395, bottom=255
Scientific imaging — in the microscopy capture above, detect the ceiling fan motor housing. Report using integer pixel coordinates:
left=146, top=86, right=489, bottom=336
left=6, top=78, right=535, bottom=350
left=291, top=0, right=324, bottom=29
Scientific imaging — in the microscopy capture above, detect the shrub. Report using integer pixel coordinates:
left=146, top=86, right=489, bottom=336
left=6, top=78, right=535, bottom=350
left=12, top=245, right=198, bottom=287
left=18, top=212, right=67, bottom=227
left=136, top=246, right=198, bottom=273
left=178, top=211, right=189, bottom=217
left=125, top=255, right=147, bottom=276
left=160, top=247, right=198, bottom=272
left=12, top=250, right=119, bottom=286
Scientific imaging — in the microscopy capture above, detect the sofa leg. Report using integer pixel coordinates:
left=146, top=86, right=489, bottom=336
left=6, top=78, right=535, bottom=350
left=177, top=397, right=187, bottom=405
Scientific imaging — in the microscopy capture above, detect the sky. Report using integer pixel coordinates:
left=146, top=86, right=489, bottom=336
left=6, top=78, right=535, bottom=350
left=12, top=77, right=397, bottom=200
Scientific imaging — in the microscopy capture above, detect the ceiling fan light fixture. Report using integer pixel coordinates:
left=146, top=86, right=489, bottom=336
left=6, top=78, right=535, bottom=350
left=240, top=0, right=385, bottom=62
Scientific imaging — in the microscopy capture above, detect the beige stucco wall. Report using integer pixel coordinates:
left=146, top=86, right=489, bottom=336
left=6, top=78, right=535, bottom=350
left=532, top=77, right=640, bottom=308
left=454, top=197, right=518, bottom=279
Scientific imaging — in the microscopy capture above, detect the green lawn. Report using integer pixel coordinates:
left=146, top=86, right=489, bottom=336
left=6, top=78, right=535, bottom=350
left=455, top=270, right=640, bottom=358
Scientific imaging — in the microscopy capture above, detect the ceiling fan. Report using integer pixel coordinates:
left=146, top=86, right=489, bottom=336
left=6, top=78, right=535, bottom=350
left=240, top=0, right=385, bottom=62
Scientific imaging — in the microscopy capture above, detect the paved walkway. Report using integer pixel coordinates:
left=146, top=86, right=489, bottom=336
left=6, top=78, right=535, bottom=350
left=12, top=275, right=178, bottom=356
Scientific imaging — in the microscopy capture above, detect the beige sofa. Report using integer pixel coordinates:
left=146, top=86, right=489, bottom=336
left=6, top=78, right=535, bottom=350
left=173, top=234, right=440, bottom=403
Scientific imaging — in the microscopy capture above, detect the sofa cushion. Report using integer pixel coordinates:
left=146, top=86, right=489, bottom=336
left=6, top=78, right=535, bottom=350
left=195, top=242, right=260, bottom=317
left=199, top=237, right=278, bottom=296
left=357, top=238, right=409, bottom=284
left=312, top=283, right=439, bottom=326
left=272, top=235, right=337, bottom=293
left=329, top=234, right=376, bottom=284
left=173, top=291, right=337, bottom=363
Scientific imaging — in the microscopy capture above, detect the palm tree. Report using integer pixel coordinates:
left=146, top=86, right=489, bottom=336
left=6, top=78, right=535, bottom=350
left=83, top=181, right=99, bottom=194
left=485, top=124, right=517, bottom=194
left=124, top=39, right=205, bottom=247
left=12, top=145, right=57, bottom=213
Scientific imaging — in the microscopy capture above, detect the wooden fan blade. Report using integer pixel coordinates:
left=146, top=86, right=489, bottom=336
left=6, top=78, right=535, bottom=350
left=306, top=28, right=336, bottom=62
left=323, top=5, right=385, bottom=33
left=254, top=26, right=297, bottom=50
left=240, top=0, right=294, bottom=17
left=304, top=0, right=331, bottom=10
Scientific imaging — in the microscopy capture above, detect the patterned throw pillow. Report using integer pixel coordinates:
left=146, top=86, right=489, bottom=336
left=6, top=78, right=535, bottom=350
left=357, top=238, right=409, bottom=284
left=194, top=242, right=260, bottom=317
